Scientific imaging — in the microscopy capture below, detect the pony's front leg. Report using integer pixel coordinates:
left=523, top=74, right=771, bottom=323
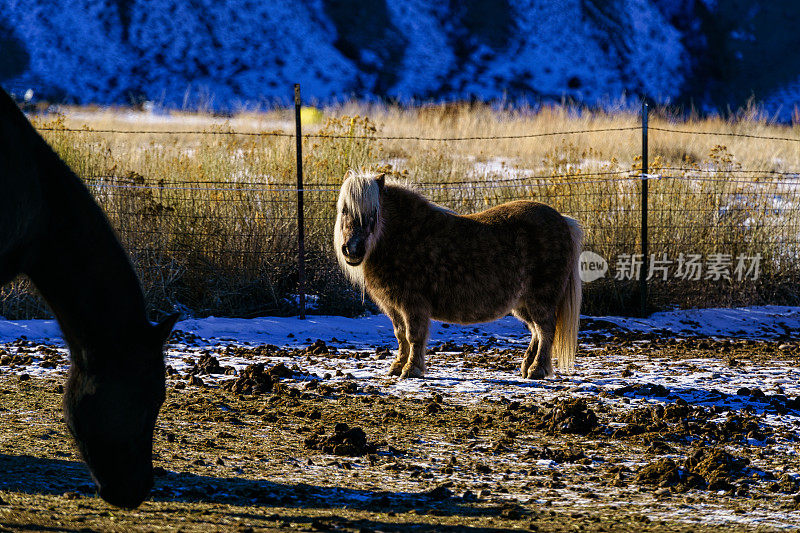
left=527, top=319, right=555, bottom=379
left=514, top=310, right=539, bottom=377
left=520, top=335, right=539, bottom=377
left=386, top=309, right=410, bottom=376
left=400, top=314, right=429, bottom=379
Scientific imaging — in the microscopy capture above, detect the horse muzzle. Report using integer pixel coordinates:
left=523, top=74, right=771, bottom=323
left=98, top=476, right=153, bottom=509
left=341, top=242, right=365, bottom=266
left=344, top=256, right=364, bottom=266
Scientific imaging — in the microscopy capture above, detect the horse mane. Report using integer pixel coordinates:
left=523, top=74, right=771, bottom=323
left=337, top=170, right=382, bottom=223
left=334, top=171, right=382, bottom=293
left=335, top=170, right=457, bottom=293
left=0, top=88, right=23, bottom=118
left=0, top=89, right=46, bottom=269
left=344, top=170, right=455, bottom=215
left=0, top=87, right=81, bottom=196
left=338, top=170, right=455, bottom=232
left=384, top=178, right=456, bottom=216
left=0, top=86, right=151, bottom=343
left=0, top=89, right=50, bottom=154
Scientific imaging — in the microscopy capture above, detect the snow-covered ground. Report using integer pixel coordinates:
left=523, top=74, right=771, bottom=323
left=2, top=306, right=799, bottom=528
left=2, top=305, right=799, bottom=347
left=6, top=305, right=798, bottom=408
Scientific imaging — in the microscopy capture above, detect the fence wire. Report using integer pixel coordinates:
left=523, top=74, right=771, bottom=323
left=649, top=126, right=800, bottom=143
left=37, top=124, right=800, bottom=143
left=37, top=125, right=640, bottom=141
left=643, top=172, right=800, bottom=310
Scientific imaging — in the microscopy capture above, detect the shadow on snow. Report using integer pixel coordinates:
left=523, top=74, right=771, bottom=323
left=0, top=453, right=523, bottom=530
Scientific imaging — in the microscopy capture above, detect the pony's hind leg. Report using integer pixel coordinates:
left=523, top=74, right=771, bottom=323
left=512, top=308, right=539, bottom=378
left=400, top=313, right=429, bottom=379
left=527, top=316, right=556, bottom=380
left=386, top=308, right=410, bottom=376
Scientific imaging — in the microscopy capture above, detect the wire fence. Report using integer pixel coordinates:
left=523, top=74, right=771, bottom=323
left=2, top=104, right=799, bottom=320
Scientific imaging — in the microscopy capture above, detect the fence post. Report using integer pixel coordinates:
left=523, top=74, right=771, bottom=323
left=294, top=84, right=306, bottom=319
left=640, top=100, right=649, bottom=317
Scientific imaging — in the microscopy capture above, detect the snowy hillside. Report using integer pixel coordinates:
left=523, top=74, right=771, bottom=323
left=0, top=0, right=798, bottom=115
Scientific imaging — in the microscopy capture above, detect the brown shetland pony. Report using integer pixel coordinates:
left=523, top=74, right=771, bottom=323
left=0, top=88, right=178, bottom=508
left=335, top=170, right=582, bottom=379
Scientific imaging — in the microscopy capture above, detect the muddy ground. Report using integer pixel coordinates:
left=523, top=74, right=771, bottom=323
left=1, top=332, right=799, bottom=532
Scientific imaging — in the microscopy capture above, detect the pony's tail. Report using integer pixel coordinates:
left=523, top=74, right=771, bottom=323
left=553, top=216, right=583, bottom=372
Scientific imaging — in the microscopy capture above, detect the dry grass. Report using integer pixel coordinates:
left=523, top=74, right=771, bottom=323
left=2, top=102, right=799, bottom=319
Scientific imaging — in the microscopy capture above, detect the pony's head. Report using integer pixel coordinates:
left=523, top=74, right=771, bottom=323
left=62, top=313, right=178, bottom=508
left=335, top=170, right=385, bottom=277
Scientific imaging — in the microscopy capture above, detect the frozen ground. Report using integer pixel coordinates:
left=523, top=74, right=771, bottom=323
left=1, top=306, right=799, bottom=530
left=3, top=305, right=799, bottom=348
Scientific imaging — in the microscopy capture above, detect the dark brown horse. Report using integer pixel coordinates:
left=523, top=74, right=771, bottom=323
left=0, top=88, right=178, bottom=508
left=335, top=171, right=582, bottom=379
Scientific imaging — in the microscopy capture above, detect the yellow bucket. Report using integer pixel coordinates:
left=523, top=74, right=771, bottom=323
left=300, top=106, right=323, bottom=125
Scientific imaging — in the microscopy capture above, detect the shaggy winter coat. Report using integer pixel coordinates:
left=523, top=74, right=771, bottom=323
left=335, top=171, right=582, bottom=379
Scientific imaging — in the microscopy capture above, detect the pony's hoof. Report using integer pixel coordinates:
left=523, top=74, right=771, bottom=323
left=526, top=368, right=549, bottom=380
left=387, top=361, right=406, bottom=376
left=520, top=365, right=530, bottom=378
left=399, top=366, right=424, bottom=379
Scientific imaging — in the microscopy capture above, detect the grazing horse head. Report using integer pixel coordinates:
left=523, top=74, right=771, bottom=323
left=62, top=314, right=178, bottom=509
left=334, top=170, right=385, bottom=273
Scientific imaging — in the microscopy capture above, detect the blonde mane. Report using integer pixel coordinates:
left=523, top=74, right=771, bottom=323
left=334, top=170, right=457, bottom=292
left=334, top=170, right=384, bottom=292
left=338, top=170, right=382, bottom=222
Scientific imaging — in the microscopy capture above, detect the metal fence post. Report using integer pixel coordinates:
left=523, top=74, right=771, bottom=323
left=294, top=84, right=306, bottom=319
left=640, top=100, right=649, bottom=318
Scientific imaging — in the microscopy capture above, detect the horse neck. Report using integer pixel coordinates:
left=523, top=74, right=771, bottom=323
left=24, top=157, right=150, bottom=353
left=380, top=185, right=433, bottom=237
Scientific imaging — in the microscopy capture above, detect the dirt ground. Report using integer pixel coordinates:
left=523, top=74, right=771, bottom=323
left=1, top=332, right=799, bottom=532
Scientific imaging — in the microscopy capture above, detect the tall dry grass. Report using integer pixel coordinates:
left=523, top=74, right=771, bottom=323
left=1, top=102, right=798, bottom=319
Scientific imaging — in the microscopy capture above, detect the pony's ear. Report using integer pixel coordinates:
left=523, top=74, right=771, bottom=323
left=376, top=173, right=386, bottom=190
left=344, top=169, right=356, bottom=180
left=153, top=312, right=180, bottom=346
